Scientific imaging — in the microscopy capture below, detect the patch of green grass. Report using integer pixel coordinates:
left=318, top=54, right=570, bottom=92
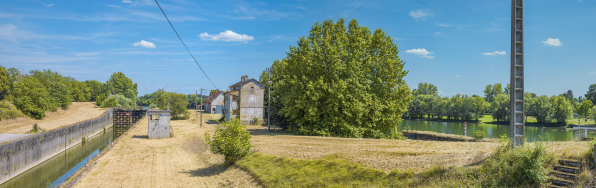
left=237, top=152, right=482, bottom=188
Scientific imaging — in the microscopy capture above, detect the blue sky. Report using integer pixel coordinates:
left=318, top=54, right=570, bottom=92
left=1, top=0, right=595, bottom=97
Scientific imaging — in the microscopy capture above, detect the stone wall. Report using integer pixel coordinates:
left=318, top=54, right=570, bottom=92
left=0, top=109, right=113, bottom=184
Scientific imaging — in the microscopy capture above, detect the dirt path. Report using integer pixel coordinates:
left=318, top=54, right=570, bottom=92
left=74, top=112, right=259, bottom=188
left=0, top=102, right=109, bottom=134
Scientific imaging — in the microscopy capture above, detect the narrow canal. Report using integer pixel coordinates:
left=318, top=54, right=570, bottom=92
left=0, top=128, right=124, bottom=188
left=397, top=120, right=596, bottom=142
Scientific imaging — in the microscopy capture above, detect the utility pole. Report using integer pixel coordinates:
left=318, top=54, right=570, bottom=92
left=267, top=67, right=272, bottom=132
left=510, top=0, right=524, bottom=148
left=195, top=90, right=198, bottom=118
left=200, top=88, right=203, bottom=127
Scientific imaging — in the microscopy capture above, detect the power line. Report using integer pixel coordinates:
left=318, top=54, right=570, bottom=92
left=332, top=0, right=355, bottom=20
left=154, top=0, right=218, bottom=90
left=317, top=0, right=342, bottom=23
left=347, top=0, right=372, bottom=19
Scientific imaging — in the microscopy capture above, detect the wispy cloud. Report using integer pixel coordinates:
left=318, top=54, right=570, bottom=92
left=409, top=9, right=434, bottom=21
left=590, top=72, right=596, bottom=75
left=133, top=40, right=156, bottom=48
left=199, top=30, right=254, bottom=42
left=405, top=48, right=434, bottom=58
left=483, top=51, right=506, bottom=56
left=122, top=0, right=132, bottom=3
left=44, top=3, right=54, bottom=7
left=542, top=38, right=562, bottom=46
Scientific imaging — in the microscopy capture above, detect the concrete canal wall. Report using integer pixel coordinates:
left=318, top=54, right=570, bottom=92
left=0, top=109, right=113, bottom=184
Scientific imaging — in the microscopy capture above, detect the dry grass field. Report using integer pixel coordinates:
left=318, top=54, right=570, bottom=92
left=74, top=113, right=259, bottom=188
left=0, top=102, right=108, bottom=134
left=74, top=110, right=593, bottom=187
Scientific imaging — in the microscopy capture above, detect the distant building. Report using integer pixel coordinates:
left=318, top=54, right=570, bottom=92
left=205, top=90, right=224, bottom=114
left=224, top=75, right=264, bottom=125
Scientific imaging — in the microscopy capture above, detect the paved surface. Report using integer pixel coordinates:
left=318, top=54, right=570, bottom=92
left=0, top=133, right=30, bottom=143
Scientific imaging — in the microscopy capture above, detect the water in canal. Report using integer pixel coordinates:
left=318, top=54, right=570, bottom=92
left=397, top=120, right=596, bottom=142
left=0, top=128, right=123, bottom=188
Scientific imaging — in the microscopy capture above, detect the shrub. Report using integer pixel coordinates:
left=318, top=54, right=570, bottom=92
left=204, top=118, right=252, bottom=163
left=480, top=135, right=555, bottom=187
left=100, top=97, right=118, bottom=108
left=473, top=130, right=485, bottom=139
left=0, top=100, right=25, bottom=120
left=29, top=123, right=46, bottom=133
left=253, top=117, right=260, bottom=125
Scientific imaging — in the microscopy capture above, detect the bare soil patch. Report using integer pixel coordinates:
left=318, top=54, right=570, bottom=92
left=0, top=102, right=109, bottom=134
left=74, top=112, right=259, bottom=188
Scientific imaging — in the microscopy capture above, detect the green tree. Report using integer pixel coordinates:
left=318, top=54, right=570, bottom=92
left=585, top=84, right=596, bottom=106
left=551, top=95, right=573, bottom=124
left=268, top=19, right=411, bottom=138
left=529, top=95, right=552, bottom=124
left=110, top=94, right=135, bottom=107
left=484, top=83, right=503, bottom=103
left=413, top=83, right=438, bottom=96
left=85, top=80, right=106, bottom=101
left=491, top=94, right=509, bottom=122
left=0, top=66, right=9, bottom=100
left=13, top=76, right=50, bottom=119
left=100, top=97, right=118, bottom=108
left=576, top=100, right=593, bottom=118
left=470, top=95, right=489, bottom=121
left=49, top=82, right=72, bottom=109
left=204, top=118, right=252, bottom=163
left=107, top=72, right=137, bottom=95
left=6, top=68, right=21, bottom=94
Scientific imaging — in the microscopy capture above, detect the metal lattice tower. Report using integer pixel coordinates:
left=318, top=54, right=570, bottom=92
left=510, top=0, right=524, bottom=147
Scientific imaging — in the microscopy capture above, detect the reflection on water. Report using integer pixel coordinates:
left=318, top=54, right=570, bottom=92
left=397, top=120, right=596, bottom=142
left=0, top=128, right=114, bottom=188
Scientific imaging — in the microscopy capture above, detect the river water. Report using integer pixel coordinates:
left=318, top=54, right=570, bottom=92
left=397, top=120, right=596, bottom=142
left=0, top=128, right=120, bottom=188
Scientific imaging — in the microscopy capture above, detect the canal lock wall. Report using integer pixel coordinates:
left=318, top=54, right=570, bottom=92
left=0, top=109, right=114, bottom=184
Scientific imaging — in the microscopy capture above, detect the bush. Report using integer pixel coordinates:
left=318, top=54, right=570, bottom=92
left=29, top=123, right=46, bottom=133
left=480, top=135, right=555, bottom=187
left=100, top=97, right=118, bottom=108
left=204, top=118, right=252, bottom=163
left=473, top=130, right=485, bottom=139
left=0, top=100, right=25, bottom=120
left=253, top=117, right=260, bottom=125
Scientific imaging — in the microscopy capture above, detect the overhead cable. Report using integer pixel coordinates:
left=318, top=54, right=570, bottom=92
left=154, top=0, right=218, bottom=90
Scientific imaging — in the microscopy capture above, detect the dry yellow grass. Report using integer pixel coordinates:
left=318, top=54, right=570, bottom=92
left=0, top=102, right=109, bottom=134
left=74, top=112, right=259, bottom=188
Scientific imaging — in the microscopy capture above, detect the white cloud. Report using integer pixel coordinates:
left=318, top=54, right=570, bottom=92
left=455, top=75, right=461, bottom=78
left=199, top=30, right=254, bottom=42
left=435, top=32, right=441, bottom=34
left=133, top=40, right=156, bottom=48
left=45, top=3, right=54, bottom=7
left=542, top=38, right=561, bottom=46
left=590, top=72, right=596, bottom=75
left=409, top=9, right=434, bottom=20
left=405, top=48, right=434, bottom=58
left=483, top=51, right=507, bottom=56
left=268, top=40, right=272, bottom=42
left=122, top=0, right=132, bottom=3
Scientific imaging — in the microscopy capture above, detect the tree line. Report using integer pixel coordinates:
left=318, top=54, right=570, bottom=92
left=406, top=82, right=596, bottom=125
left=0, top=65, right=139, bottom=119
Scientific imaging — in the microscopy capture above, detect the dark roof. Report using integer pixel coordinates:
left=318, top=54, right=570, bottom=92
left=204, top=91, right=223, bottom=103
left=229, top=78, right=264, bottom=88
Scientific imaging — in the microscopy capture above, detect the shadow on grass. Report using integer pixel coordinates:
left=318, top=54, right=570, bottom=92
left=247, top=127, right=290, bottom=136
left=206, top=120, right=219, bottom=124
left=182, top=163, right=229, bottom=177
left=132, top=135, right=148, bottom=139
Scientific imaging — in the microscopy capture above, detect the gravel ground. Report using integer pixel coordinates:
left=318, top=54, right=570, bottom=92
left=0, top=102, right=108, bottom=134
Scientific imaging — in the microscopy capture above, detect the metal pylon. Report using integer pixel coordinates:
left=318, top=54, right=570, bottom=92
left=510, top=0, right=524, bottom=147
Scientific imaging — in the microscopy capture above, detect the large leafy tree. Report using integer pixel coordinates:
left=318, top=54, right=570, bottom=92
left=85, top=80, right=106, bottom=101
left=107, top=72, right=137, bottom=95
left=551, top=95, right=573, bottom=124
left=529, top=95, right=552, bottom=124
left=413, top=83, right=438, bottom=96
left=576, top=100, right=593, bottom=117
left=13, top=76, right=50, bottom=119
left=484, top=83, right=503, bottom=103
left=585, top=84, right=596, bottom=105
left=269, top=19, right=411, bottom=138
left=470, top=95, right=489, bottom=121
left=491, top=93, right=509, bottom=122
left=0, top=66, right=9, bottom=100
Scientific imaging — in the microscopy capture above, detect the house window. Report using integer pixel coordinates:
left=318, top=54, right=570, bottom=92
left=232, top=110, right=238, bottom=115
left=249, top=95, right=255, bottom=102
left=232, top=96, right=238, bottom=100
left=151, top=115, right=159, bottom=120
